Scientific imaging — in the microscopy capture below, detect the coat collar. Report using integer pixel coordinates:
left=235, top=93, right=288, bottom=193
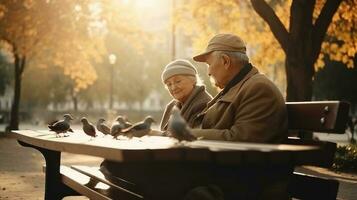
left=180, top=85, right=206, bottom=113
left=196, top=66, right=259, bottom=119
left=219, top=66, right=259, bottom=102
left=206, top=65, right=259, bottom=107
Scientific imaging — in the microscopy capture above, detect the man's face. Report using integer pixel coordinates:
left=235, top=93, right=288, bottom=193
left=205, top=52, right=226, bottom=89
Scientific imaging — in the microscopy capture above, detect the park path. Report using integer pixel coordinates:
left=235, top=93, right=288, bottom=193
left=0, top=134, right=102, bottom=200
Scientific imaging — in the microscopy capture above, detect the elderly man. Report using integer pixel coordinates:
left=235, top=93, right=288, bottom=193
left=191, top=33, right=288, bottom=143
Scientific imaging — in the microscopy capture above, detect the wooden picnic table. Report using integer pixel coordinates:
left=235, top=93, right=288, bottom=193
left=12, top=130, right=323, bottom=200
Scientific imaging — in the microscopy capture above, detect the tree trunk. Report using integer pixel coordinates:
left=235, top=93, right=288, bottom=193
left=9, top=55, right=25, bottom=130
left=285, top=0, right=315, bottom=101
left=73, top=96, right=78, bottom=111
left=251, top=0, right=342, bottom=101
left=285, top=62, right=314, bottom=101
left=70, top=90, right=78, bottom=111
left=251, top=0, right=341, bottom=139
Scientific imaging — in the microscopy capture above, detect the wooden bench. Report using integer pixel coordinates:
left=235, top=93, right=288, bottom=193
left=65, top=101, right=348, bottom=200
left=14, top=101, right=350, bottom=200
left=14, top=134, right=321, bottom=200
left=285, top=101, right=350, bottom=200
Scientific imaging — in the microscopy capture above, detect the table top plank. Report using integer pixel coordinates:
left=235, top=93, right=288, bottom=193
left=12, top=130, right=321, bottom=165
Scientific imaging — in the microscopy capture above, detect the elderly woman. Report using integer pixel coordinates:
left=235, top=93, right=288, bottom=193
left=160, top=59, right=212, bottom=131
left=99, top=60, right=211, bottom=198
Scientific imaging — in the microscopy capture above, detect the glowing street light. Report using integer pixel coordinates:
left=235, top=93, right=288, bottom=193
left=108, top=54, right=117, bottom=109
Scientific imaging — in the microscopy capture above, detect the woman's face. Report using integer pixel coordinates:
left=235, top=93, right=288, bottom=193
left=165, top=75, right=196, bottom=103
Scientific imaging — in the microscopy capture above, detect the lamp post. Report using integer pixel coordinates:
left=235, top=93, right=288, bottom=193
left=171, top=0, right=176, bottom=60
left=108, top=54, right=117, bottom=110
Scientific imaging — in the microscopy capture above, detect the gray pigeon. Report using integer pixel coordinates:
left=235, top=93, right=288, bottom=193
left=110, top=123, right=122, bottom=139
left=49, top=119, right=73, bottom=132
left=111, top=116, right=134, bottom=139
left=81, top=117, right=97, bottom=138
left=48, top=114, right=74, bottom=137
left=110, top=116, right=124, bottom=138
left=121, top=116, right=155, bottom=138
left=116, top=115, right=132, bottom=129
left=96, top=118, right=111, bottom=136
left=168, top=107, right=196, bottom=142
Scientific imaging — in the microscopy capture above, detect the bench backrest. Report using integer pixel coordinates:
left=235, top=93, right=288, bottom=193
left=286, top=101, right=350, bottom=134
left=285, top=101, right=350, bottom=199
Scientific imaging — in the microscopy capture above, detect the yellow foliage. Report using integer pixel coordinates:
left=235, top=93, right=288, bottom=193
left=23, top=0, right=34, bottom=9
left=315, top=54, right=325, bottom=71
left=0, top=4, right=6, bottom=19
left=316, top=0, right=356, bottom=69
left=0, top=0, right=145, bottom=93
left=176, top=0, right=354, bottom=74
left=175, top=0, right=289, bottom=89
left=348, top=47, right=356, bottom=57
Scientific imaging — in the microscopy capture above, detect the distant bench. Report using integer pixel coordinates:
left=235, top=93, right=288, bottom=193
left=14, top=101, right=349, bottom=200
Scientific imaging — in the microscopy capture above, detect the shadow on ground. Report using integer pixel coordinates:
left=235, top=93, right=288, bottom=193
left=0, top=133, right=102, bottom=200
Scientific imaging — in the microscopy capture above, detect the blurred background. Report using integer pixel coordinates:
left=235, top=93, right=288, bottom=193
left=0, top=0, right=356, bottom=133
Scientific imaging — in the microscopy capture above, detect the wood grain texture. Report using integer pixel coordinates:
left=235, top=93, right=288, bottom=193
left=12, top=130, right=320, bottom=166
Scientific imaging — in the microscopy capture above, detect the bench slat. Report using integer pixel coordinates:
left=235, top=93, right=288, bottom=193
left=71, top=165, right=143, bottom=199
left=284, top=137, right=337, bottom=168
left=288, top=172, right=339, bottom=200
left=287, top=101, right=349, bottom=133
left=60, top=166, right=112, bottom=200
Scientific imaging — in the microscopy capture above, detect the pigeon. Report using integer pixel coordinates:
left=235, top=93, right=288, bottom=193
left=110, top=116, right=124, bottom=138
left=110, top=123, right=122, bottom=139
left=116, top=115, right=132, bottom=129
left=121, top=116, right=155, bottom=138
left=48, top=114, right=74, bottom=137
left=168, top=107, right=196, bottom=142
left=96, top=118, right=111, bottom=136
left=111, top=116, right=133, bottom=139
left=81, top=117, right=97, bottom=138
left=49, top=119, right=73, bottom=132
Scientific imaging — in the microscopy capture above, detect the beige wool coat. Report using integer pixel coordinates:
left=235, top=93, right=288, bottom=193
left=160, top=85, right=212, bottom=131
left=191, top=66, right=288, bottom=143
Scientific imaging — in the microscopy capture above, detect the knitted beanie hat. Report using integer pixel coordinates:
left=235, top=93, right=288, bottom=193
left=161, top=59, right=197, bottom=82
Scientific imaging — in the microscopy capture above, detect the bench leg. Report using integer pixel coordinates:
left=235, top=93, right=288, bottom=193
left=18, top=141, right=79, bottom=200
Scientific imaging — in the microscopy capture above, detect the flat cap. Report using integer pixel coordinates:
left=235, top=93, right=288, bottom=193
left=193, top=33, right=246, bottom=62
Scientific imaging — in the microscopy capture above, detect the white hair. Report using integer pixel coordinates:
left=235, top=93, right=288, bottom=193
left=216, top=50, right=249, bottom=65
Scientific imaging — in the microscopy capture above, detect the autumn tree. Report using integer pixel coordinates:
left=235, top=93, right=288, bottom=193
left=0, top=0, right=105, bottom=130
left=56, top=1, right=154, bottom=112
left=251, top=0, right=343, bottom=101
left=21, top=66, right=75, bottom=111
left=98, top=1, right=172, bottom=111
left=0, top=52, right=11, bottom=95
left=177, top=0, right=355, bottom=101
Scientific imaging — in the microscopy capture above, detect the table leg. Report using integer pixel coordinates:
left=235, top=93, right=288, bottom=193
left=17, top=141, right=79, bottom=200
